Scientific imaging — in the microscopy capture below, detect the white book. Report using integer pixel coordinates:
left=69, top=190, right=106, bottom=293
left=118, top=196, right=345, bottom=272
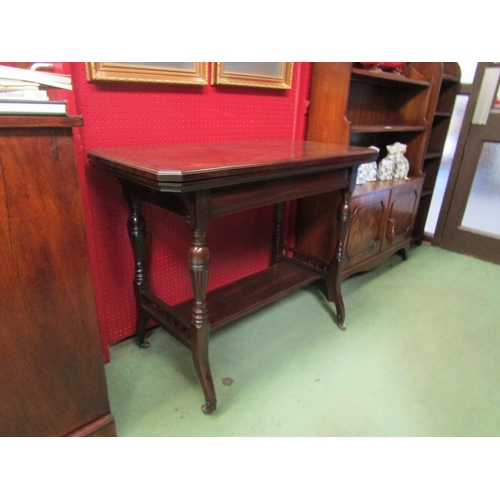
left=0, top=65, right=72, bottom=90
left=0, top=100, right=67, bottom=115
left=0, top=90, right=49, bottom=101
left=0, top=78, right=40, bottom=91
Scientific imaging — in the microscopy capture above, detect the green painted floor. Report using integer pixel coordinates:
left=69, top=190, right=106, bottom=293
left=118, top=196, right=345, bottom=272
left=105, top=245, right=500, bottom=437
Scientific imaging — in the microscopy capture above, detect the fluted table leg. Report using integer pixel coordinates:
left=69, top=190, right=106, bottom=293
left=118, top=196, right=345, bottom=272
left=188, top=227, right=216, bottom=413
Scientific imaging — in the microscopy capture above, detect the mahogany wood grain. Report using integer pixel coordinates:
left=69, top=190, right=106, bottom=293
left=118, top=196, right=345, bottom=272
left=346, top=190, right=390, bottom=268
left=88, top=140, right=373, bottom=190
left=306, top=63, right=352, bottom=145
left=0, top=117, right=115, bottom=437
left=0, top=115, right=83, bottom=128
left=382, top=180, right=422, bottom=251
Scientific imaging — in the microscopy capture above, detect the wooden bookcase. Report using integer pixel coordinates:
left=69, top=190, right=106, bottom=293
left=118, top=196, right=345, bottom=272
left=296, top=62, right=448, bottom=280
left=411, top=62, right=461, bottom=240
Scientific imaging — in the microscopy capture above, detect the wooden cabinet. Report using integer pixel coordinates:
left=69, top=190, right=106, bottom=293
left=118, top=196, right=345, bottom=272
left=296, top=62, right=444, bottom=280
left=411, top=63, right=461, bottom=240
left=0, top=116, right=115, bottom=436
left=344, top=179, right=422, bottom=277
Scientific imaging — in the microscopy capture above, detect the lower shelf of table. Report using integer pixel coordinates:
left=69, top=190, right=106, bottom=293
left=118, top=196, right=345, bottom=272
left=174, top=260, right=322, bottom=333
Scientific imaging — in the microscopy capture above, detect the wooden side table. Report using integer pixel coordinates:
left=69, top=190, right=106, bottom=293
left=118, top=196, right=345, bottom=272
left=88, top=140, right=377, bottom=413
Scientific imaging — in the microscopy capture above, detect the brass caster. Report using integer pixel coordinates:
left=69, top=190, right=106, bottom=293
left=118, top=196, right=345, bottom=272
left=201, top=402, right=216, bottom=415
left=136, top=339, right=151, bottom=348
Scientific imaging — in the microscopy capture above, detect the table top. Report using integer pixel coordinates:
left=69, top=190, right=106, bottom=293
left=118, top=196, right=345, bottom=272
left=88, top=140, right=377, bottom=189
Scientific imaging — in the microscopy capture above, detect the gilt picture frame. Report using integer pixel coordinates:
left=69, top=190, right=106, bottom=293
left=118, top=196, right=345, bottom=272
left=85, top=62, right=209, bottom=85
left=212, top=63, right=293, bottom=89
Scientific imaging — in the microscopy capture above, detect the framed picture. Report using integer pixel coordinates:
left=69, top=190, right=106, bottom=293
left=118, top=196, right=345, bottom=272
left=212, top=63, right=293, bottom=89
left=85, top=62, right=208, bottom=85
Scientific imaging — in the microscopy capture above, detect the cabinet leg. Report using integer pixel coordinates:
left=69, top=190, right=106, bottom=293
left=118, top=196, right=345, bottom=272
left=189, top=228, right=216, bottom=414
left=122, top=183, right=151, bottom=348
left=399, top=243, right=410, bottom=261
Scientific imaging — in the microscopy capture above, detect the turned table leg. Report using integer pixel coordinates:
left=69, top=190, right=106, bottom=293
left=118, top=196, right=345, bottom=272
left=122, top=183, right=151, bottom=348
left=188, top=226, right=216, bottom=414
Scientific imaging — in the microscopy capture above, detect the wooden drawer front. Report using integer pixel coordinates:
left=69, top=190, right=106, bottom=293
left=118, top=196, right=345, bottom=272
left=345, top=190, right=390, bottom=269
left=382, top=182, right=422, bottom=251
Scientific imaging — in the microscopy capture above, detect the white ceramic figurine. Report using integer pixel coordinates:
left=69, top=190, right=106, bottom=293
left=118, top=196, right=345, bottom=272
left=392, top=142, right=410, bottom=179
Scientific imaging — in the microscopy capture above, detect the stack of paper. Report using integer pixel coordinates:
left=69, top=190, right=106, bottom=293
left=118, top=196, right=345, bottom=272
left=0, top=64, right=72, bottom=115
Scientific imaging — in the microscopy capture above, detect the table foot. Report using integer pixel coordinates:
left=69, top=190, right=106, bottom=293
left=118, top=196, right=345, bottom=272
left=328, top=186, right=351, bottom=331
left=201, top=401, right=216, bottom=414
left=335, top=303, right=346, bottom=330
left=135, top=313, right=150, bottom=348
left=192, top=334, right=217, bottom=415
left=326, top=279, right=346, bottom=330
left=136, top=339, right=151, bottom=348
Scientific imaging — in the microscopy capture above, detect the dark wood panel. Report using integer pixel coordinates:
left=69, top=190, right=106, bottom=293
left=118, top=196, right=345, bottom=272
left=209, top=169, right=348, bottom=218
left=306, top=63, right=352, bottom=145
left=0, top=148, right=41, bottom=435
left=0, top=115, right=83, bottom=128
left=383, top=180, right=422, bottom=251
left=0, top=122, right=114, bottom=436
left=345, top=190, right=390, bottom=269
left=296, top=190, right=343, bottom=261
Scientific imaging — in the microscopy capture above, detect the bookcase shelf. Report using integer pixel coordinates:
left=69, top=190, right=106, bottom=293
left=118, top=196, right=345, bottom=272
left=351, top=68, right=431, bottom=87
left=351, top=125, right=427, bottom=133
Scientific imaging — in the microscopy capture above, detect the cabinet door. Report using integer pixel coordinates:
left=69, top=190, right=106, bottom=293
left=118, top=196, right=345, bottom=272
left=345, top=189, right=391, bottom=270
left=382, top=181, right=422, bottom=251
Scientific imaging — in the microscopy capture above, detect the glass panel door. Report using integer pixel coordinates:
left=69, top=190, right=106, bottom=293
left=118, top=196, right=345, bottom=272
left=461, top=141, right=500, bottom=237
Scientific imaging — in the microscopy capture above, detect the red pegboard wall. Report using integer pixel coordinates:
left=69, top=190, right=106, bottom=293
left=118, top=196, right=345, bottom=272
left=70, top=62, right=313, bottom=360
